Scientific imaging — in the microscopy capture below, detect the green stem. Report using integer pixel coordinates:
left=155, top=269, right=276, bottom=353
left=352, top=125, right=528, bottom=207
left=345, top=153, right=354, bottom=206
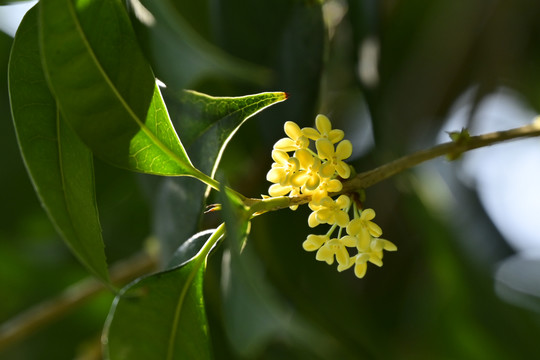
left=247, top=195, right=291, bottom=215
left=197, top=222, right=226, bottom=258
left=192, top=169, right=247, bottom=202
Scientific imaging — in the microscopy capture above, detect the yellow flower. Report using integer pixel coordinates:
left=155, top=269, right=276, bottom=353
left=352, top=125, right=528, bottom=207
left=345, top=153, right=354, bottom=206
left=266, top=149, right=299, bottom=186
left=305, top=177, right=343, bottom=205
left=352, top=254, right=371, bottom=278
left=302, top=114, right=344, bottom=144
left=290, top=149, right=321, bottom=191
left=316, top=138, right=353, bottom=179
left=307, top=195, right=350, bottom=228
left=315, top=238, right=350, bottom=266
left=274, top=121, right=310, bottom=152
left=268, top=183, right=293, bottom=197
left=346, top=208, right=383, bottom=243
left=370, top=238, right=397, bottom=252
left=302, top=234, right=328, bottom=251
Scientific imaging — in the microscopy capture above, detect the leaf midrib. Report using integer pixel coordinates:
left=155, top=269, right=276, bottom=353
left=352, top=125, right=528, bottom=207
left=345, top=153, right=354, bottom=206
left=166, top=224, right=224, bottom=359
left=50, top=0, right=193, bottom=172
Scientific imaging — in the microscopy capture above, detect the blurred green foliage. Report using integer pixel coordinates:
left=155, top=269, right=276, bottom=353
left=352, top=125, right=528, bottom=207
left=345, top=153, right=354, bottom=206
left=2, top=0, right=540, bottom=359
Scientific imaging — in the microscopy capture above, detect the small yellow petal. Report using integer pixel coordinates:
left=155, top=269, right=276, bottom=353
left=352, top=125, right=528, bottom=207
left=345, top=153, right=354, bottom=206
left=316, top=138, right=334, bottom=160
left=308, top=201, right=322, bottom=211
left=305, top=174, right=320, bottom=191
left=335, top=211, right=350, bottom=228
left=357, top=228, right=371, bottom=249
left=326, top=179, right=343, bottom=193
left=335, top=246, right=350, bottom=266
left=370, top=238, right=384, bottom=252
left=335, top=195, right=351, bottom=209
left=316, top=246, right=334, bottom=265
left=315, top=114, right=332, bottom=134
left=336, top=140, right=352, bottom=160
left=335, top=162, right=351, bottom=179
left=271, top=149, right=289, bottom=164
left=367, top=222, right=383, bottom=237
left=310, top=191, right=327, bottom=205
left=316, top=208, right=333, bottom=223
left=319, top=162, right=335, bottom=178
left=337, top=257, right=355, bottom=272
left=302, top=127, right=319, bottom=140
left=318, top=196, right=334, bottom=207
left=303, top=234, right=326, bottom=251
left=308, top=212, right=320, bottom=228
left=287, top=157, right=300, bottom=172
left=354, top=262, right=367, bottom=278
left=361, top=208, right=376, bottom=221
left=346, top=218, right=362, bottom=236
left=290, top=171, right=309, bottom=188
left=266, top=168, right=286, bottom=184
left=284, top=121, right=302, bottom=140
left=268, top=184, right=292, bottom=197
left=294, top=148, right=313, bottom=168
left=328, top=129, right=344, bottom=143
left=368, top=255, right=383, bottom=267
left=341, top=235, right=357, bottom=247
left=274, top=138, right=296, bottom=151
left=356, top=253, right=370, bottom=264
left=381, top=239, right=397, bottom=251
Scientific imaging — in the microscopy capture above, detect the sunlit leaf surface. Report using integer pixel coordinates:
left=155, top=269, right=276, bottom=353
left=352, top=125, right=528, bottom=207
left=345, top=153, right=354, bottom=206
left=9, top=6, right=109, bottom=282
left=153, top=90, right=287, bottom=262
left=38, top=0, right=196, bottom=176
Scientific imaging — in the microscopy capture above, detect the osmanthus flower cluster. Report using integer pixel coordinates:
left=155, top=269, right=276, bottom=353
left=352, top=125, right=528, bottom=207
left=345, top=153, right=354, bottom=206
left=266, top=114, right=397, bottom=278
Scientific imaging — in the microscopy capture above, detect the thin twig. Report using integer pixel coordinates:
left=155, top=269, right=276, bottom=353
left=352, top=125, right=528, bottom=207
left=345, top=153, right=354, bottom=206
left=341, top=121, right=540, bottom=192
left=0, top=251, right=157, bottom=351
left=251, top=120, right=540, bottom=210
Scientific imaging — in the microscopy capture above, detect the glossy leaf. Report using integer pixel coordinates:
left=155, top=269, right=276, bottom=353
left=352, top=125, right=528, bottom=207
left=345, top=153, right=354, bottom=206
left=152, top=90, right=287, bottom=262
left=127, top=0, right=269, bottom=91
left=104, top=227, right=223, bottom=360
left=169, top=90, right=287, bottom=176
left=38, top=0, right=197, bottom=177
left=8, top=6, right=109, bottom=282
left=219, top=182, right=279, bottom=356
left=218, top=180, right=346, bottom=358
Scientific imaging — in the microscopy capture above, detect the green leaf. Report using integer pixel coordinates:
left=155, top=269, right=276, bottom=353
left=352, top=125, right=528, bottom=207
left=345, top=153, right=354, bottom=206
left=218, top=180, right=277, bottom=357
left=153, top=90, right=287, bottom=262
left=104, top=227, right=223, bottom=360
left=128, top=0, right=269, bottom=90
left=218, top=179, right=349, bottom=358
left=38, top=0, right=198, bottom=177
left=169, top=90, right=287, bottom=176
left=8, top=6, right=109, bottom=282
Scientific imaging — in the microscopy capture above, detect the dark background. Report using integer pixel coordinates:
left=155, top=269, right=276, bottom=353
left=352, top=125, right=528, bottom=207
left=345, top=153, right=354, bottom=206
left=2, top=0, right=540, bottom=358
